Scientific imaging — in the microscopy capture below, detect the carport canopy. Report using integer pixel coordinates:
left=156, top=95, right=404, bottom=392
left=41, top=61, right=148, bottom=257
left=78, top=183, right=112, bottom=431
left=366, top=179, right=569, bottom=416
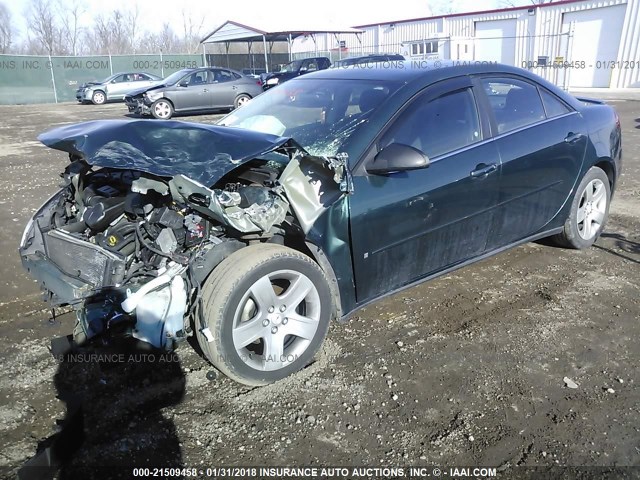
left=199, top=20, right=364, bottom=72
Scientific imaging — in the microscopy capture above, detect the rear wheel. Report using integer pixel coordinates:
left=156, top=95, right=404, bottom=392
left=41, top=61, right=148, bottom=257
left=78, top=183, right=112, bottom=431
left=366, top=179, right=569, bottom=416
left=234, top=94, right=251, bottom=109
left=196, top=244, right=332, bottom=386
left=552, top=166, right=610, bottom=249
left=91, top=90, right=106, bottom=105
left=151, top=99, right=174, bottom=119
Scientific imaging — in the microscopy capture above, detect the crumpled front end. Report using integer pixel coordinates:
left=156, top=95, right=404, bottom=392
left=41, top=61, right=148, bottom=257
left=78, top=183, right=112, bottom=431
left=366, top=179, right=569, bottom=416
left=20, top=120, right=351, bottom=350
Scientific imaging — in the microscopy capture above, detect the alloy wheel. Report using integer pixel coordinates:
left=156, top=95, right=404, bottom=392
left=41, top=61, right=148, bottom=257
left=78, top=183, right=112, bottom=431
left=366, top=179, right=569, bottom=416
left=92, top=91, right=105, bottom=104
left=232, top=269, right=321, bottom=372
left=577, top=178, right=607, bottom=240
left=154, top=101, right=172, bottom=119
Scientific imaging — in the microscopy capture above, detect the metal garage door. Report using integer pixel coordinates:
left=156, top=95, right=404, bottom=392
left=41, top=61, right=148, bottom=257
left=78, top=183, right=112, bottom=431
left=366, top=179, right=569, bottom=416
left=474, top=19, right=517, bottom=64
left=563, top=5, right=627, bottom=88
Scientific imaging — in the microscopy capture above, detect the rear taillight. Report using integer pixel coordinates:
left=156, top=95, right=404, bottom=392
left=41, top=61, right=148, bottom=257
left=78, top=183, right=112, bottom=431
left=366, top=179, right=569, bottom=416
left=256, top=80, right=262, bottom=86
left=615, top=111, right=621, bottom=129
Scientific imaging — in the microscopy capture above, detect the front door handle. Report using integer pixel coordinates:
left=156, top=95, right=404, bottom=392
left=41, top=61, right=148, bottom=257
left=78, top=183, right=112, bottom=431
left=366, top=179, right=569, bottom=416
left=470, top=163, right=497, bottom=178
left=203, top=88, right=209, bottom=92
left=564, top=132, right=583, bottom=144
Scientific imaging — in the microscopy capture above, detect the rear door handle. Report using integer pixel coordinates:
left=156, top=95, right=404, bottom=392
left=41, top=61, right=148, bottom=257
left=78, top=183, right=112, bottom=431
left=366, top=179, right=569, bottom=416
left=564, top=132, right=583, bottom=144
left=470, top=163, right=497, bottom=178
left=203, top=88, right=209, bottom=92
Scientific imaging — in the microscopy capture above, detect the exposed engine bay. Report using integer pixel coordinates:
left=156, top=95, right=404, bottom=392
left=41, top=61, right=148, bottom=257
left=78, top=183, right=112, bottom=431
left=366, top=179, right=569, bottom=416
left=19, top=120, right=350, bottom=350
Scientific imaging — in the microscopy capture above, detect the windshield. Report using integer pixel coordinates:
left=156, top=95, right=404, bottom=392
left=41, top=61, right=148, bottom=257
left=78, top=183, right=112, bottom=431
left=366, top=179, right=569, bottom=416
left=162, top=69, right=193, bottom=85
left=97, top=74, right=118, bottom=83
left=219, top=78, right=401, bottom=157
left=280, top=60, right=302, bottom=73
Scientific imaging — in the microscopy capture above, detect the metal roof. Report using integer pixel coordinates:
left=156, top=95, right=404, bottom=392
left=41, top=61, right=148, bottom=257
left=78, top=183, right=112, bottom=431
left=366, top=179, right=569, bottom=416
left=200, top=20, right=363, bottom=44
left=352, top=0, right=587, bottom=27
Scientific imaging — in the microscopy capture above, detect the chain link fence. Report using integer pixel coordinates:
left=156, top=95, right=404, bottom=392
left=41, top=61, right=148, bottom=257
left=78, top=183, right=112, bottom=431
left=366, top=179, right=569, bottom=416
left=0, top=53, right=205, bottom=105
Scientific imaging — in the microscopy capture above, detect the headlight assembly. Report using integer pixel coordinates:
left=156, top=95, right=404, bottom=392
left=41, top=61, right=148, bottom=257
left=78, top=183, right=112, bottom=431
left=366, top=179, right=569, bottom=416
left=145, top=91, right=164, bottom=102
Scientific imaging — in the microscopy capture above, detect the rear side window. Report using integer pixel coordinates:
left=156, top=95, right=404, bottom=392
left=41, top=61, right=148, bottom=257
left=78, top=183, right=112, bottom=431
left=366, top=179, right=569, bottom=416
left=481, top=78, right=546, bottom=134
left=381, top=88, right=481, bottom=159
left=540, top=88, right=571, bottom=118
left=213, top=70, right=235, bottom=83
left=303, top=60, right=319, bottom=72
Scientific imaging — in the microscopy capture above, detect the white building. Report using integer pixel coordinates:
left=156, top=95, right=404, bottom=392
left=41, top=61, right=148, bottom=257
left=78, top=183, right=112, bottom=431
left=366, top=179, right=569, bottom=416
left=291, top=0, right=640, bottom=88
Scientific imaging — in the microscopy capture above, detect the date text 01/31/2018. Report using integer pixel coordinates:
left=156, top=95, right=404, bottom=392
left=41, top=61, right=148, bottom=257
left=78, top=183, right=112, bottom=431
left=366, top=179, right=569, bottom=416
left=131, top=466, right=499, bottom=478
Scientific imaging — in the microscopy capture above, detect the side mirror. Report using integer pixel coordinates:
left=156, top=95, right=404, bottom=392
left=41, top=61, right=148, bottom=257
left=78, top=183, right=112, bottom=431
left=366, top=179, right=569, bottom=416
left=178, top=81, right=189, bottom=87
left=366, top=143, right=430, bottom=175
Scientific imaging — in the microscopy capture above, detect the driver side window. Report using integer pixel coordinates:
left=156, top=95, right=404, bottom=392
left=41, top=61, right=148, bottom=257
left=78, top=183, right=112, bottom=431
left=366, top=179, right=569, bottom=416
left=380, top=88, right=481, bottom=159
left=185, top=71, right=207, bottom=86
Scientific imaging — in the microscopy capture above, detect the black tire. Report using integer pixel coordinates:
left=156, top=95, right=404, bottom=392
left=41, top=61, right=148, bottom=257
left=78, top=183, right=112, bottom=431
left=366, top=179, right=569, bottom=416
left=234, top=94, right=251, bottom=109
left=551, top=166, right=611, bottom=249
left=196, top=244, right=332, bottom=386
left=91, top=90, right=106, bottom=105
left=151, top=99, right=174, bottom=119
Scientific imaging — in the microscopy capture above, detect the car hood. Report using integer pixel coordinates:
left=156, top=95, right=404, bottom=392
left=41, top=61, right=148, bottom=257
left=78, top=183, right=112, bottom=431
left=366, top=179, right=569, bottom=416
left=261, top=72, right=291, bottom=82
left=38, top=119, right=292, bottom=186
left=126, top=83, right=168, bottom=98
left=79, top=81, right=104, bottom=89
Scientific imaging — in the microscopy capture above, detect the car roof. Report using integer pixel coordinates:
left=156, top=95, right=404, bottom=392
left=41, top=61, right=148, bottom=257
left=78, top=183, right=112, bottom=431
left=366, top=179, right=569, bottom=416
left=303, top=60, right=583, bottom=114
left=308, top=60, right=550, bottom=84
left=189, top=66, right=244, bottom=74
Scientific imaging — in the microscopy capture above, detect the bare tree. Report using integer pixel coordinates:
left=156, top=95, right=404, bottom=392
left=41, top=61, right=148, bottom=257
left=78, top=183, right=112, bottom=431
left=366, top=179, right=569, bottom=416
left=19, top=3, right=207, bottom=55
left=84, top=13, right=111, bottom=54
left=181, top=9, right=206, bottom=53
left=57, top=0, right=84, bottom=55
left=125, top=6, right=140, bottom=53
left=429, top=0, right=455, bottom=15
left=26, top=0, right=64, bottom=55
left=0, top=1, right=13, bottom=53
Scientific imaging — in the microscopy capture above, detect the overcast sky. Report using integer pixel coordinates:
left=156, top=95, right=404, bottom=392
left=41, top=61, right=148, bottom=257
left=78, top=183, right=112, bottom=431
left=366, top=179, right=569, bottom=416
left=7, top=0, right=531, bottom=40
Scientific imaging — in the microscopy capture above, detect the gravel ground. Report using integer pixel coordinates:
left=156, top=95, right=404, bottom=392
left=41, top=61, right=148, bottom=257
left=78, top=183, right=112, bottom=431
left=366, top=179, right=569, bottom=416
left=0, top=98, right=638, bottom=479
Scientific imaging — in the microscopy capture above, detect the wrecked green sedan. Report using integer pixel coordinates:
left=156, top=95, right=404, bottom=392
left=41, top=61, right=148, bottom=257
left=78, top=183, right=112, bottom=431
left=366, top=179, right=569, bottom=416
left=20, top=62, right=621, bottom=385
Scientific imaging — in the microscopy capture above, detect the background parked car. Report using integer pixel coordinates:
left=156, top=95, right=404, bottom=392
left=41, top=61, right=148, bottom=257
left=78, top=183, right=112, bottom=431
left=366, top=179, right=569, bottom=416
left=76, top=72, right=162, bottom=105
left=242, top=68, right=266, bottom=79
left=332, top=54, right=405, bottom=68
left=124, top=67, right=263, bottom=119
left=260, top=57, right=331, bottom=90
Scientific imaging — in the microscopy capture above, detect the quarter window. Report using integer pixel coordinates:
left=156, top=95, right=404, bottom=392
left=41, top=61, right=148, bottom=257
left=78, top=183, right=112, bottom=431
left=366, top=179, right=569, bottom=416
left=380, top=88, right=481, bottom=159
left=481, top=78, right=546, bottom=134
left=540, top=88, right=571, bottom=118
left=213, top=70, right=235, bottom=83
